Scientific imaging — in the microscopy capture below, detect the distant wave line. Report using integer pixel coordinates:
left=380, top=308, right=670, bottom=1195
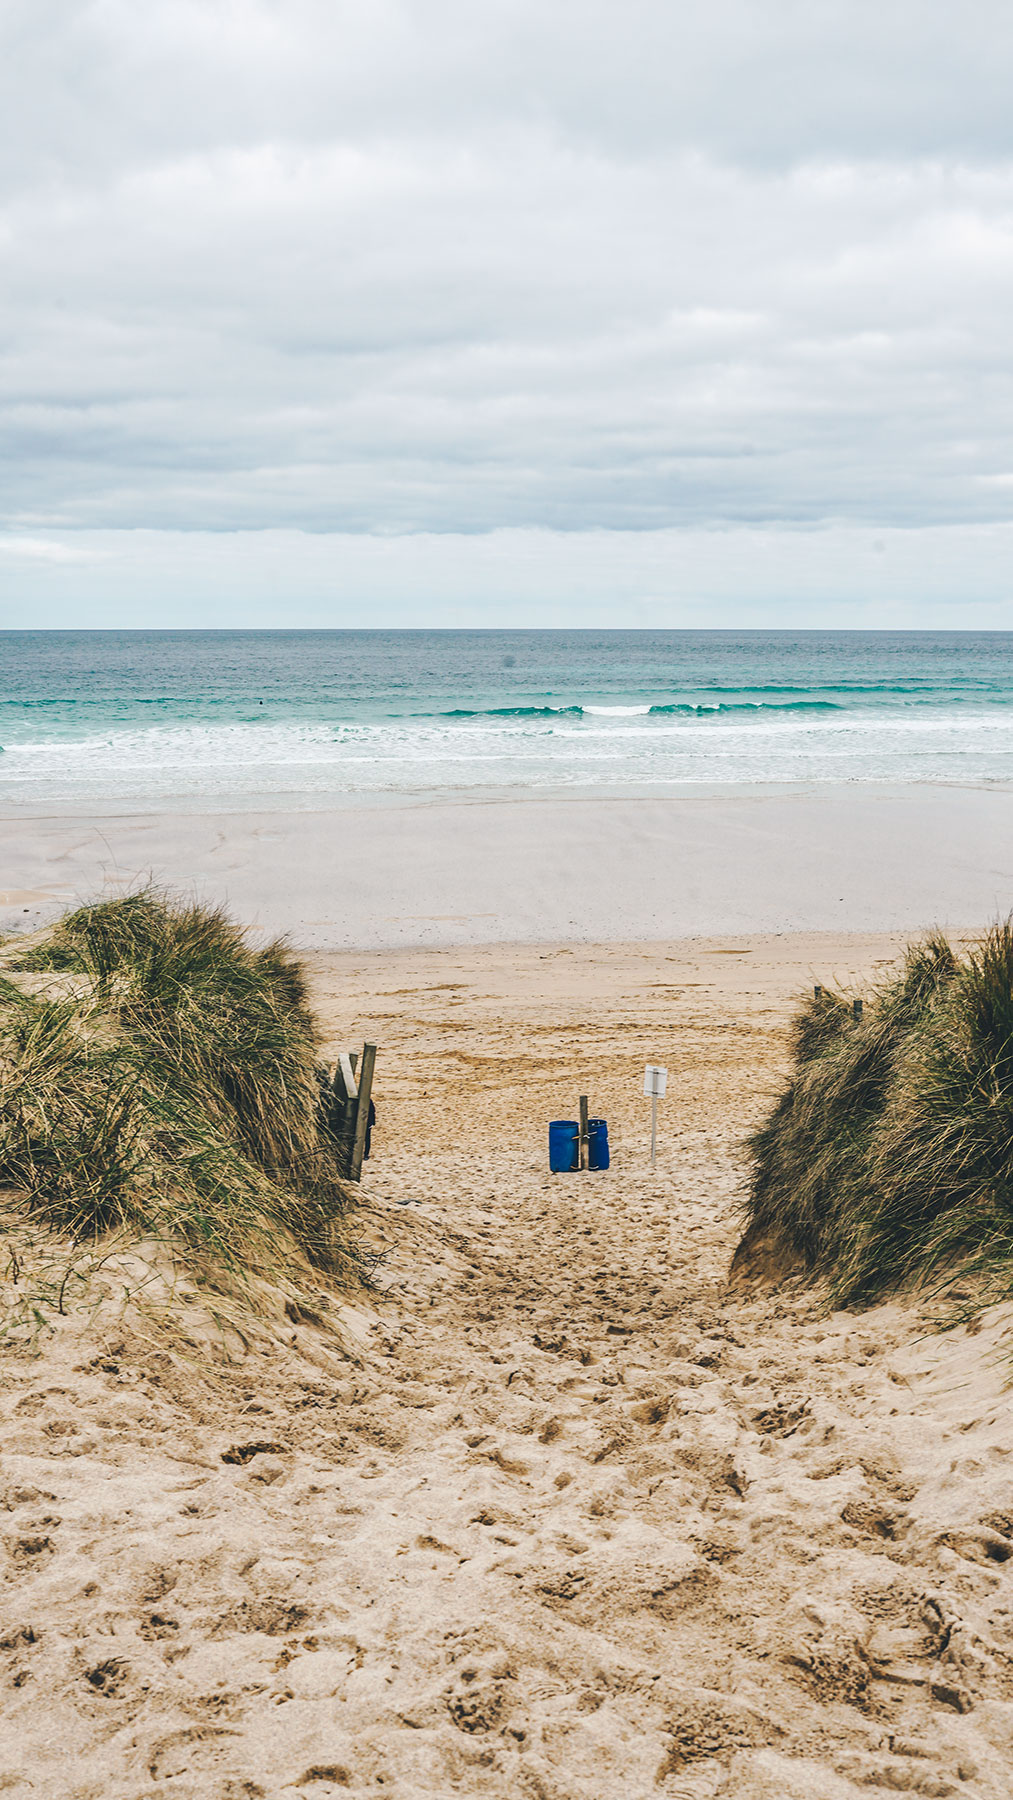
left=433, top=705, right=585, bottom=719
left=421, top=700, right=846, bottom=720
left=648, top=700, right=842, bottom=716
left=7, top=700, right=1013, bottom=759
left=685, top=682, right=1002, bottom=696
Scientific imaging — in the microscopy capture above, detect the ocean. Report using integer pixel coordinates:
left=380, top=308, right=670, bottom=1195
left=2, top=629, right=1013, bottom=812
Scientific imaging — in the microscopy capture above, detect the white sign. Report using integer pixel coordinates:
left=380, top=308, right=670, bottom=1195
left=644, top=1064, right=668, bottom=1098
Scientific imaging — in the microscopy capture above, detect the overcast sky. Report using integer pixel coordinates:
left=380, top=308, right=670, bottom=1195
left=2, top=0, right=1013, bottom=627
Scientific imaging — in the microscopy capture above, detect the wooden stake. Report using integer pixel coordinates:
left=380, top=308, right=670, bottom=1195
left=578, top=1094, right=589, bottom=1171
left=853, top=998, right=863, bottom=1020
left=336, top=1053, right=357, bottom=1104
left=349, top=1042, right=377, bottom=1182
left=326, top=1054, right=357, bottom=1177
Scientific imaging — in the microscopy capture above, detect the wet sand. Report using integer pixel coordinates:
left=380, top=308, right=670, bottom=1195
left=2, top=782, right=1013, bottom=946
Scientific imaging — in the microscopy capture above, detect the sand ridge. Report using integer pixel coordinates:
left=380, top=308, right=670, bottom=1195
left=2, top=934, right=1012, bottom=1797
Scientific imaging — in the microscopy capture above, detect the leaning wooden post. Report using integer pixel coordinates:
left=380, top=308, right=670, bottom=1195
left=853, top=998, right=863, bottom=1021
left=349, top=1042, right=378, bottom=1182
left=326, top=1053, right=357, bottom=1177
left=578, top=1094, right=589, bottom=1172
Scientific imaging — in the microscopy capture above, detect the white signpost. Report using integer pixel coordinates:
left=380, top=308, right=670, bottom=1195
left=644, top=1064, right=668, bottom=1164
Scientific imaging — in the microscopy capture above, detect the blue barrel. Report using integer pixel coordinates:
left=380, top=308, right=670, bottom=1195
left=588, top=1118, right=610, bottom=1170
left=549, top=1120, right=578, bottom=1173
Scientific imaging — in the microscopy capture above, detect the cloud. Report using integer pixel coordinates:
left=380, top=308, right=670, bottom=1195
left=5, top=2, right=1013, bottom=177
left=0, top=534, right=101, bottom=562
left=0, top=0, right=1012, bottom=613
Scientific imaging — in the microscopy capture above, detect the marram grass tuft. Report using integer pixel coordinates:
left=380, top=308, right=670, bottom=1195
left=0, top=891, right=358, bottom=1307
left=741, top=925, right=1013, bottom=1311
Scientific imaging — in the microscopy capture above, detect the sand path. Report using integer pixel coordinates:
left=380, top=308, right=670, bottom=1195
left=3, top=936, right=1013, bottom=1797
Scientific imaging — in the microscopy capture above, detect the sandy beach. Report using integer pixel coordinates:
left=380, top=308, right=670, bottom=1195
left=3, top=784, right=1013, bottom=947
left=4, top=928, right=1013, bottom=1797
left=8, top=0, right=1013, bottom=1786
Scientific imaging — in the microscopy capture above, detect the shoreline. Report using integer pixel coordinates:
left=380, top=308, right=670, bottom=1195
left=3, top=773, right=1012, bottom=819
left=2, top=782, right=1012, bottom=947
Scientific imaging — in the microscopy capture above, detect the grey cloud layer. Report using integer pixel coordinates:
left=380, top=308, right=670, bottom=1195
left=7, top=1, right=1013, bottom=172
left=2, top=2, right=1013, bottom=539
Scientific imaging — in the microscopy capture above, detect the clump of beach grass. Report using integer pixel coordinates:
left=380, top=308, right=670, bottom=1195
left=741, top=923, right=1013, bottom=1313
left=0, top=891, right=358, bottom=1326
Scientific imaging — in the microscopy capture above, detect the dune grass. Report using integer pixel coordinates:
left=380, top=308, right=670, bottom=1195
left=0, top=892, right=358, bottom=1310
left=743, top=923, right=1013, bottom=1311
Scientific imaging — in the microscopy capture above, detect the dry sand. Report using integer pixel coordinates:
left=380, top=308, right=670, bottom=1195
left=3, top=932, right=1013, bottom=1798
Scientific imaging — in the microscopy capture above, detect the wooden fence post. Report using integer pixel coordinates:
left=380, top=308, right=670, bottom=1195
left=327, top=1053, right=358, bottom=1177
left=853, top=998, right=864, bottom=1020
left=336, top=1053, right=358, bottom=1102
left=349, top=1042, right=378, bottom=1182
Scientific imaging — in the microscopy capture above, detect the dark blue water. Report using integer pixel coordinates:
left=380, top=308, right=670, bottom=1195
left=2, top=629, right=1012, bottom=808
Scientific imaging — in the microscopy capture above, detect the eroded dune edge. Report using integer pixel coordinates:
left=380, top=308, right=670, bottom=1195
left=3, top=934, right=1012, bottom=1799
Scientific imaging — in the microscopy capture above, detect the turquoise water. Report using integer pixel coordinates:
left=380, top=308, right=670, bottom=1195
left=2, top=629, right=1013, bottom=809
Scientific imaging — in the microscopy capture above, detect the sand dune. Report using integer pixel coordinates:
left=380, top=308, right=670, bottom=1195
left=2, top=935, right=1012, bottom=1797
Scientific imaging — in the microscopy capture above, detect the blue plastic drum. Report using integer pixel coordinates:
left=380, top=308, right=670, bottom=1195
left=549, top=1120, right=579, bottom=1172
left=588, top=1118, right=610, bottom=1170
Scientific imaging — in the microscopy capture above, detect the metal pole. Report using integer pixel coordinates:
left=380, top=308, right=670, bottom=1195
left=650, top=1093, right=658, bottom=1165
